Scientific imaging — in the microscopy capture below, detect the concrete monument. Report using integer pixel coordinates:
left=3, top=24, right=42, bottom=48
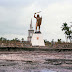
left=31, top=12, right=45, bottom=46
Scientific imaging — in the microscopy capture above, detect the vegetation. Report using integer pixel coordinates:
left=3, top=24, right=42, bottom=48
left=21, top=38, right=24, bottom=43
left=57, top=39, right=61, bottom=43
left=61, top=22, right=72, bottom=42
left=0, top=37, right=22, bottom=43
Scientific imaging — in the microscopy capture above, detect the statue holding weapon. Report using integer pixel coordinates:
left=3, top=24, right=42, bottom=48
left=34, top=11, right=42, bottom=32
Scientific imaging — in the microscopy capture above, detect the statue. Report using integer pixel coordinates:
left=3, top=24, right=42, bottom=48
left=34, top=12, right=42, bottom=32
left=31, top=12, right=45, bottom=46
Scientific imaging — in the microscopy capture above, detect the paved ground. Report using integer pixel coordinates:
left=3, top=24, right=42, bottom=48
left=0, top=50, right=72, bottom=72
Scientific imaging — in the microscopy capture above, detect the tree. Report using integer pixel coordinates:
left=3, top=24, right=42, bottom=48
left=44, top=39, right=47, bottom=43
left=15, top=38, right=19, bottom=41
left=11, top=38, right=20, bottom=43
left=58, top=39, right=61, bottom=43
left=0, top=37, right=7, bottom=43
left=21, top=38, right=24, bottom=41
left=61, top=22, right=72, bottom=42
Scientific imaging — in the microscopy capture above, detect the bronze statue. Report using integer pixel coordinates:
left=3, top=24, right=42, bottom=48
left=34, top=12, right=42, bottom=32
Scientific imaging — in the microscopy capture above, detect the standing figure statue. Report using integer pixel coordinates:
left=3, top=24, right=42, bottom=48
left=34, top=13, right=42, bottom=32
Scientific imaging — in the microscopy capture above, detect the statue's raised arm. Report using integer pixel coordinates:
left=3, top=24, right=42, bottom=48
left=34, top=13, right=37, bottom=18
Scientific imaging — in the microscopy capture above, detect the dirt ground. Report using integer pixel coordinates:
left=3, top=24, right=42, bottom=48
left=0, top=50, right=72, bottom=72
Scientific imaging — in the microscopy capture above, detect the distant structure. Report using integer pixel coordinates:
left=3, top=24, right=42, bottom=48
left=27, top=19, right=34, bottom=42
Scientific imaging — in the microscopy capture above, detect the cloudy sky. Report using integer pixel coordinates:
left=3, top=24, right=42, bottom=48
left=0, top=0, right=72, bottom=42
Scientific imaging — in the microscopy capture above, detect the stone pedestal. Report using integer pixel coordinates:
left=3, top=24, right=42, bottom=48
left=31, top=32, right=45, bottom=46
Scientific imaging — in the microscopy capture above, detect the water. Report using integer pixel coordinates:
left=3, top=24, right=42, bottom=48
left=0, top=60, right=57, bottom=72
left=0, top=69, right=56, bottom=72
left=0, top=51, right=72, bottom=72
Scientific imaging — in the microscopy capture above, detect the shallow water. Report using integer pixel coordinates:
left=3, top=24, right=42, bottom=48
left=0, top=60, right=57, bottom=72
left=0, top=69, right=56, bottom=72
left=0, top=60, right=72, bottom=72
left=0, top=51, right=72, bottom=72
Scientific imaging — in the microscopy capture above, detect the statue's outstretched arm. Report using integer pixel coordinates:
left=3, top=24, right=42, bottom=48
left=34, top=13, right=36, bottom=18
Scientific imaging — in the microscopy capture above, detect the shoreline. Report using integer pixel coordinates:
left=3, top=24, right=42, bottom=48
left=0, top=48, right=72, bottom=72
left=0, top=47, right=72, bottom=51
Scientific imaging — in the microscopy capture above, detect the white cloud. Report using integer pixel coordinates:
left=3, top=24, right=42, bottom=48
left=0, top=0, right=72, bottom=42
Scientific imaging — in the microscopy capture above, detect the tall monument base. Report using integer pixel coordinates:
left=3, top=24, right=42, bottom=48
left=31, top=32, right=45, bottom=46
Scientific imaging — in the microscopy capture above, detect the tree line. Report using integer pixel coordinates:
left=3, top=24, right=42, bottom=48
left=0, top=37, right=24, bottom=43
left=0, top=22, right=72, bottom=44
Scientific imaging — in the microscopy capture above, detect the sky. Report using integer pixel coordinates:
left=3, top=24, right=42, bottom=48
left=0, top=0, right=72, bottom=42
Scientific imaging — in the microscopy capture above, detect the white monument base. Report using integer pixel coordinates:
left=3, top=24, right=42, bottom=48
left=31, top=33, right=45, bottom=46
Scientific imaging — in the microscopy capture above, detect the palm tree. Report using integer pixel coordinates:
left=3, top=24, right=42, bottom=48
left=62, top=22, right=72, bottom=42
